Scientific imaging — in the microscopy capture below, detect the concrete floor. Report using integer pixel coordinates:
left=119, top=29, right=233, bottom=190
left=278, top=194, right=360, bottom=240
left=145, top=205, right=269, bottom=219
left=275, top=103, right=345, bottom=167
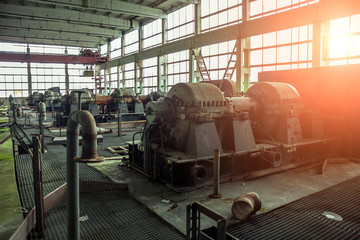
left=91, top=141, right=360, bottom=234
left=4, top=111, right=360, bottom=237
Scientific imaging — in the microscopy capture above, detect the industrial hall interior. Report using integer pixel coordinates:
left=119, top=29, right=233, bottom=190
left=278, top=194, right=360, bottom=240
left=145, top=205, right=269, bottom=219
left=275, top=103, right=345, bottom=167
left=1, top=0, right=360, bottom=239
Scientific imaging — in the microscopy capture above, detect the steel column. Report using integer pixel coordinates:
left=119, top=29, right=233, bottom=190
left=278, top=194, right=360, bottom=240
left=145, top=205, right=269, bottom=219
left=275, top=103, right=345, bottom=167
left=26, top=46, right=32, bottom=97
left=312, top=21, right=330, bottom=67
left=65, top=48, right=70, bottom=95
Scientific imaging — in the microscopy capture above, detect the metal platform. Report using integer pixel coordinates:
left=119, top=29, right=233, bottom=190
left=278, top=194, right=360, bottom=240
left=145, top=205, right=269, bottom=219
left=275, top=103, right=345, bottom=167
left=14, top=143, right=184, bottom=239
left=226, top=175, right=360, bottom=239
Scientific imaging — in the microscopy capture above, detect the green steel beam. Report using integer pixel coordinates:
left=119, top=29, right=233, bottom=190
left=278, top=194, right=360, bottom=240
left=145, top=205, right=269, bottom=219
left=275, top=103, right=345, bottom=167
left=99, top=0, right=360, bottom=70
left=0, top=18, right=122, bottom=38
left=0, top=3, right=139, bottom=29
left=0, top=36, right=97, bottom=48
left=25, top=0, right=167, bottom=19
left=0, top=28, right=105, bottom=44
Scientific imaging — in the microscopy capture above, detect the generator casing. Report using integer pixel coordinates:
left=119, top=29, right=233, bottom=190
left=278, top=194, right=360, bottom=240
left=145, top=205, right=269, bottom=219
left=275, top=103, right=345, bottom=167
left=130, top=82, right=330, bottom=191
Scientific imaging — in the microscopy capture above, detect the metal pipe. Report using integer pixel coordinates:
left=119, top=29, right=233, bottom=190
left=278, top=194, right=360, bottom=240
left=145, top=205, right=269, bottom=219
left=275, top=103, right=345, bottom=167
left=66, top=110, right=104, bottom=240
left=228, top=96, right=258, bottom=112
left=38, top=102, right=46, bottom=121
left=209, top=149, right=221, bottom=198
left=32, top=136, right=45, bottom=238
left=117, top=112, right=122, bottom=137
left=39, top=115, right=45, bottom=153
left=51, top=100, right=54, bottom=117
left=12, top=103, right=16, bottom=123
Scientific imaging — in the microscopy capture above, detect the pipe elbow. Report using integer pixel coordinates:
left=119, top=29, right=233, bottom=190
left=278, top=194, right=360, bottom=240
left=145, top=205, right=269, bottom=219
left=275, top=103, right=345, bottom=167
left=68, top=110, right=104, bottom=163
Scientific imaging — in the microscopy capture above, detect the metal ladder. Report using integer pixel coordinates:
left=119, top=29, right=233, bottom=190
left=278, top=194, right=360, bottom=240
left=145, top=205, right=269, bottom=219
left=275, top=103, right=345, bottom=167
left=94, top=76, right=104, bottom=91
left=193, top=50, right=211, bottom=82
left=9, top=122, right=33, bottom=158
left=221, top=42, right=237, bottom=83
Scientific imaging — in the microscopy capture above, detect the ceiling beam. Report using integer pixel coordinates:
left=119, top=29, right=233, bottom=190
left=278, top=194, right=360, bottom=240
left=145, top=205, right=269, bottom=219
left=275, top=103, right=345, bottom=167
left=24, top=0, right=167, bottom=19
left=157, top=0, right=198, bottom=6
left=0, top=3, right=139, bottom=30
left=0, top=18, right=122, bottom=38
left=99, top=0, right=360, bottom=70
left=0, top=52, right=101, bottom=64
left=0, top=28, right=105, bottom=45
left=0, top=36, right=97, bottom=48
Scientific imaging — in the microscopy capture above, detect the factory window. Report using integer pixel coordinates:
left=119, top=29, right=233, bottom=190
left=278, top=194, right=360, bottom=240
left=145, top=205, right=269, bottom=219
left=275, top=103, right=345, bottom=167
left=168, top=4, right=195, bottom=42
left=110, top=38, right=122, bottom=59
left=100, top=44, right=108, bottom=57
left=329, top=14, right=360, bottom=66
left=124, top=63, right=135, bottom=89
left=197, top=0, right=317, bottom=85
left=142, top=57, right=158, bottom=95
left=31, top=63, right=67, bottom=93
left=201, top=0, right=242, bottom=33
left=125, top=30, right=139, bottom=55
left=250, top=0, right=319, bottom=20
left=250, top=25, right=313, bottom=82
left=0, top=62, right=28, bottom=98
left=143, top=19, right=163, bottom=50
left=201, top=40, right=237, bottom=81
left=168, top=50, right=189, bottom=87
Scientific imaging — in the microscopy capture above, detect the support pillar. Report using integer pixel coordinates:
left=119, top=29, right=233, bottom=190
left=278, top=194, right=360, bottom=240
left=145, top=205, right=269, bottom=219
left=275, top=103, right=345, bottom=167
left=236, top=0, right=251, bottom=95
left=27, top=45, right=32, bottom=97
left=103, top=69, right=107, bottom=95
left=134, top=61, right=138, bottom=94
left=161, top=18, right=168, bottom=92
left=138, top=24, right=144, bottom=94
left=65, top=48, right=70, bottom=95
left=189, top=1, right=201, bottom=83
left=121, top=35, right=126, bottom=89
left=157, top=18, right=168, bottom=91
left=157, top=56, right=162, bottom=91
left=117, top=65, right=120, bottom=89
left=107, top=40, right=112, bottom=94
left=313, top=21, right=330, bottom=67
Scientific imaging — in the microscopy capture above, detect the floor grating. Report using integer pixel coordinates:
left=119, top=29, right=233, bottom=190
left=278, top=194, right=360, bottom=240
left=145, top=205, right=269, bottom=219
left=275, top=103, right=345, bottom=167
left=14, top=128, right=184, bottom=239
left=227, top=175, right=360, bottom=240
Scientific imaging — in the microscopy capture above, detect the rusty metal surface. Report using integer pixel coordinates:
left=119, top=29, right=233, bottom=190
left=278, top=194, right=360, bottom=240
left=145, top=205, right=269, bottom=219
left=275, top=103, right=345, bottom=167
left=202, top=79, right=236, bottom=97
left=167, top=82, right=225, bottom=105
left=246, top=82, right=302, bottom=103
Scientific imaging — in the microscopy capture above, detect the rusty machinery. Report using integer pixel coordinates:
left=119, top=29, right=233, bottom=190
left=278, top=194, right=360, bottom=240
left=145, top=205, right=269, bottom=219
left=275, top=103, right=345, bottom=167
left=94, top=88, right=145, bottom=122
left=129, top=81, right=331, bottom=191
left=57, top=90, right=100, bottom=126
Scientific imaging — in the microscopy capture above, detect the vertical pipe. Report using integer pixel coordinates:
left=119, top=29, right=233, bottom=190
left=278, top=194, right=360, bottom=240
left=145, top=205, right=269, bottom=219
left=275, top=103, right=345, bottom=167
left=51, top=101, right=54, bottom=117
left=67, top=119, right=80, bottom=240
left=12, top=103, right=16, bottom=123
left=39, top=114, right=45, bottom=153
left=214, top=149, right=220, bottom=195
left=117, top=112, right=122, bottom=137
left=66, top=110, right=103, bottom=240
left=209, top=149, right=221, bottom=198
left=32, top=136, right=45, bottom=238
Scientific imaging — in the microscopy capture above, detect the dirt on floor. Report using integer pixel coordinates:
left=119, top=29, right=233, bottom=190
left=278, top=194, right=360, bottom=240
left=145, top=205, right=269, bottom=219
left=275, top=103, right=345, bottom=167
left=0, top=119, right=23, bottom=239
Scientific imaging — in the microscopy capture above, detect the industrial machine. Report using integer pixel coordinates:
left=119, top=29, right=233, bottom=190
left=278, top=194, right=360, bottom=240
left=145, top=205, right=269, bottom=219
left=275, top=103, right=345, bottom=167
left=107, top=88, right=144, bottom=120
left=43, top=90, right=62, bottom=111
left=56, top=89, right=100, bottom=126
left=129, top=82, right=331, bottom=191
left=28, top=92, right=43, bottom=106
